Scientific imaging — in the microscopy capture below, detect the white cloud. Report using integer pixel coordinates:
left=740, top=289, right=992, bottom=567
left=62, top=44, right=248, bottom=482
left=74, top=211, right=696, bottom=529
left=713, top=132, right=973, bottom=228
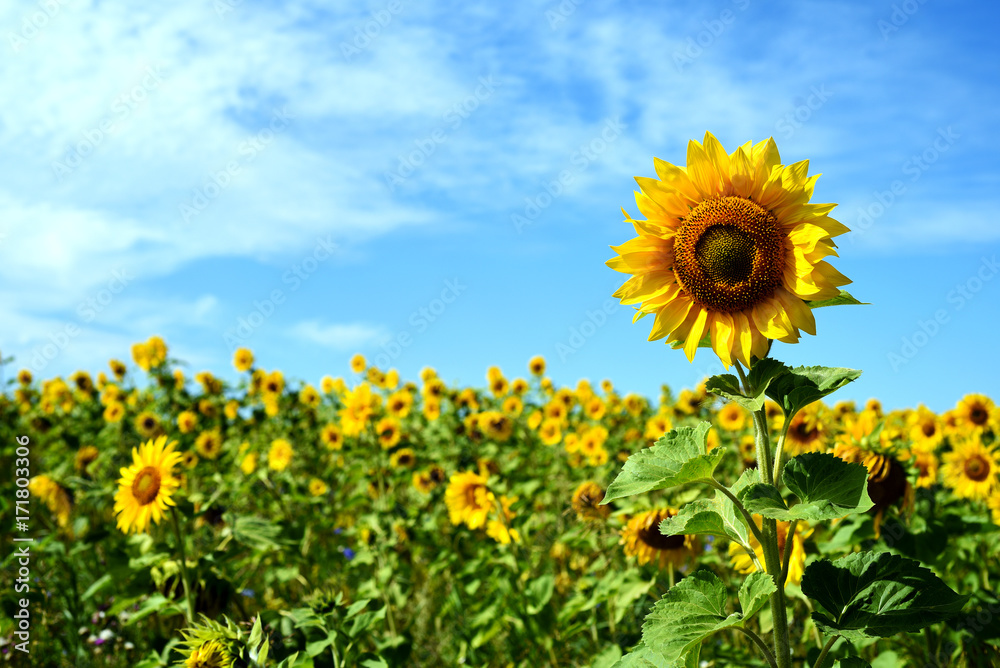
left=288, top=320, right=388, bottom=350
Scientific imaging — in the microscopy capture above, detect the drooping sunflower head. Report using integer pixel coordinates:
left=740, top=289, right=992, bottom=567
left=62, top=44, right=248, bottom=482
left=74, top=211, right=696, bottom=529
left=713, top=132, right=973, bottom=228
left=608, top=132, right=850, bottom=367
left=113, top=436, right=183, bottom=534
left=620, top=508, right=697, bottom=569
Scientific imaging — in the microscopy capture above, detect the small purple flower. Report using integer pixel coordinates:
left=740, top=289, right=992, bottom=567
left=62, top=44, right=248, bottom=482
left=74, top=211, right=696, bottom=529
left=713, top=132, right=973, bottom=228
left=343, top=548, right=356, bottom=560
left=241, top=589, right=255, bottom=598
left=334, top=528, right=343, bottom=534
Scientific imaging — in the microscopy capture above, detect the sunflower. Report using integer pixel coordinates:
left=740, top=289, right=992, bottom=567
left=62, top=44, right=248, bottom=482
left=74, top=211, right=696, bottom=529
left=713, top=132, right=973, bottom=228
left=195, top=430, right=223, bottom=460
left=955, top=394, right=996, bottom=433
left=320, top=423, right=343, bottom=451
left=624, top=394, right=646, bottom=417
left=75, top=445, right=100, bottom=473
left=387, top=391, right=413, bottom=418
left=908, top=448, right=939, bottom=489
left=184, top=639, right=232, bottom=668
left=232, top=347, right=254, bottom=372
left=240, top=452, right=258, bottom=475
left=182, top=451, right=200, bottom=469
left=865, top=398, right=883, bottom=417
left=177, top=410, right=198, bottom=434
left=113, top=436, right=182, bottom=534
left=908, top=405, right=944, bottom=451
left=377, top=417, right=402, bottom=449
left=717, top=402, right=746, bottom=432
left=445, top=471, right=494, bottom=529
left=350, top=353, right=366, bottom=374
left=941, top=438, right=1000, bottom=501
left=511, top=378, right=529, bottom=395
left=263, top=370, right=285, bottom=396
left=834, top=436, right=909, bottom=537
left=528, top=355, right=546, bottom=376
left=729, top=517, right=811, bottom=587
left=28, top=475, right=72, bottom=528
left=739, top=435, right=757, bottom=467
left=173, top=369, right=186, bottom=390
left=103, top=401, right=125, bottom=423
left=490, top=375, right=510, bottom=397
left=109, top=359, right=127, bottom=380
left=784, top=403, right=827, bottom=456
left=486, top=496, right=520, bottom=544
left=135, top=411, right=161, bottom=438
left=539, top=418, right=563, bottom=446
left=621, top=508, right=698, bottom=569
left=644, top=413, right=672, bottom=442
left=308, top=478, right=329, bottom=497
left=412, top=470, right=436, bottom=494
left=608, top=132, right=850, bottom=367
left=989, top=491, right=1000, bottom=527
left=422, top=397, right=441, bottom=421
left=268, top=438, right=294, bottom=472
left=502, top=395, right=524, bottom=417
left=571, top=481, right=611, bottom=521
left=390, top=448, right=416, bottom=469
left=17, top=368, right=33, bottom=385
left=479, top=410, right=514, bottom=443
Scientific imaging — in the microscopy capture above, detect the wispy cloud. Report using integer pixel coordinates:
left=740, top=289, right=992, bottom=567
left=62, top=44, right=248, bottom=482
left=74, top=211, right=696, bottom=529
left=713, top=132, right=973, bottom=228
left=288, top=320, right=388, bottom=351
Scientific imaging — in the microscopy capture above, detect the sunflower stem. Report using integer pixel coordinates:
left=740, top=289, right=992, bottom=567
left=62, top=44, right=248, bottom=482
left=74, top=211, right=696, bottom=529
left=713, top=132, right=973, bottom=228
left=169, top=507, right=195, bottom=624
left=772, top=418, right=792, bottom=488
left=812, top=635, right=839, bottom=668
left=667, top=561, right=675, bottom=589
left=736, top=626, right=778, bottom=668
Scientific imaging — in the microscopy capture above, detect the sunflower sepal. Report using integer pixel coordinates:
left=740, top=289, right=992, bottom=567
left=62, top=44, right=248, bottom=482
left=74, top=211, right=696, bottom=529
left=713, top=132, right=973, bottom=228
left=800, top=551, right=970, bottom=642
left=805, top=289, right=868, bottom=310
left=603, top=423, right=725, bottom=505
left=740, top=453, right=874, bottom=522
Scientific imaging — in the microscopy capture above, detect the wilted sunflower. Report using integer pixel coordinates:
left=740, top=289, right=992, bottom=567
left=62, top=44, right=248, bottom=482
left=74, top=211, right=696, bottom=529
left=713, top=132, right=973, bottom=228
left=621, top=508, right=698, bottom=569
left=942, top=438, right=1000, bottom=501
left=445, top=471, right=494, bottom=529
left=571, top=481, right=610, bottom=522
left=729, top=517, right=811, bottom=587
left=834, top=429, right=910, bottom=537
left=113, top=436, right=182, bottom=534
left=608, top=132, right=850, bottom=366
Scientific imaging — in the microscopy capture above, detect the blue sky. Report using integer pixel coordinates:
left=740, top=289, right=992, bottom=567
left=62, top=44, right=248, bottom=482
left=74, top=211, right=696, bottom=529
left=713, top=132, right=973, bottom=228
left=2, top=0, right=999, bottom=413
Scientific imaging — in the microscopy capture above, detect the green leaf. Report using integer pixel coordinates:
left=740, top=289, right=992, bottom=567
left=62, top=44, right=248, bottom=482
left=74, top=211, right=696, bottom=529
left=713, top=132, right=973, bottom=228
left=345, top=598, right=373, bottom=619
left=81, top=574, right=112, bottom=601
left=640, top=570, right=762, bottom=664
left=305, top=632, right=336, bottom=657
left=661, top=468, right=760, bottom=548
left=801, top=551, right=970, bottom=641
left=124, top=594, right=183, bottom=626
left=833, top=659, right=871, bottom=668
left=591, top=644, right=623, bottom=668
left=764, top=365, right=862, bottom=417
left=738, top=571, right=777, bottom=619
left=742, top=453, right=874, bottom=522
left=610, top=644, right=668, bottom=668
left=806, top=289, right=868, bottom=309
left=603, top=423, right=722, bottom=504
left=526, top=573, right=555, bottom=615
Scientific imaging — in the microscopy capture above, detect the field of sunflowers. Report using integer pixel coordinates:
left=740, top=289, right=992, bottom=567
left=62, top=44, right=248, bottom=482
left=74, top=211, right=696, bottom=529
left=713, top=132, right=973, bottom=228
left=2, top=334, right=1000, bottom=667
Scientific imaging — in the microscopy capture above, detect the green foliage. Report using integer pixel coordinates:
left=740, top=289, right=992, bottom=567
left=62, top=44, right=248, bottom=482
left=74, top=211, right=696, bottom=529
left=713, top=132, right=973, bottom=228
left=764, top=365, right=862, bottom=418
left=740, top=453, right=874, bottom=522
left=603, top=423, right=722, bottom=503
left=805, top=290, right=868, bottom=309
left=801, top=551, right=970, bottom=641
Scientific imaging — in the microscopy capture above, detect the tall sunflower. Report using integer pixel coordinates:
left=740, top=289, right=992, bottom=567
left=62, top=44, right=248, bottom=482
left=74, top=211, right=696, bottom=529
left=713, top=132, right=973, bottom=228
left=113, top=436, right=183, bottom=534
left=608, top=132, right=850, bottom=367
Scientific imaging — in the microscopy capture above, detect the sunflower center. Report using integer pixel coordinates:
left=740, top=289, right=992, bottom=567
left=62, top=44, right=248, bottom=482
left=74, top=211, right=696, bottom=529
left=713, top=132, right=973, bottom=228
left=131, top=466, right=162, bottom=505
left=970, top=407, right=988, bottom=425
left=637, top=513, right=685, bottom=551
left=964, top=455, right=990, bottom=481
left=674, top=196, right=786, bottom=312
left=922, top=422, right=936, bottom=438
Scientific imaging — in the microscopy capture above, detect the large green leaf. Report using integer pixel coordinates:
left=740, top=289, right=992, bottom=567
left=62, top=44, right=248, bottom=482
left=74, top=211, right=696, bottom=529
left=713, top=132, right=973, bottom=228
left=740, top=453, right=874, bottom=522
left=603, top=423, right=722, bottom=504
left=764, top=365, right=862, bottom=417
left=659, top=468, right=760, bottom=548
left=639, top=570, right=772, bottom=664
left=801, top=551, right=970, bottom=641
left=806, top=290, right=868, bottom=309
left=705, top=358, right=788, bottom=412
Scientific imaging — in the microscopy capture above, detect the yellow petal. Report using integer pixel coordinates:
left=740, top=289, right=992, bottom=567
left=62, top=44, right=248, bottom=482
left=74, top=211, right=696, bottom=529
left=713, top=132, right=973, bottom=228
left=774, top=286, right=816, bottom=336
left=684, top=307, right=710, bottom=362
left=653, top=157, right=702, bottom=202
left=648, top=298, right=693, bottom=341
left=710, top=312, right=735, bottom=368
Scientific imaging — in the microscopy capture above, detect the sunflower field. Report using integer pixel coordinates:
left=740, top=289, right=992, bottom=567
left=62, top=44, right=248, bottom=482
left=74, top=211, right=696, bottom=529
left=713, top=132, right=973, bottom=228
left=2, top=337, right=1000, bottom=667
left=4, top=133, right=1000, bottom=668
